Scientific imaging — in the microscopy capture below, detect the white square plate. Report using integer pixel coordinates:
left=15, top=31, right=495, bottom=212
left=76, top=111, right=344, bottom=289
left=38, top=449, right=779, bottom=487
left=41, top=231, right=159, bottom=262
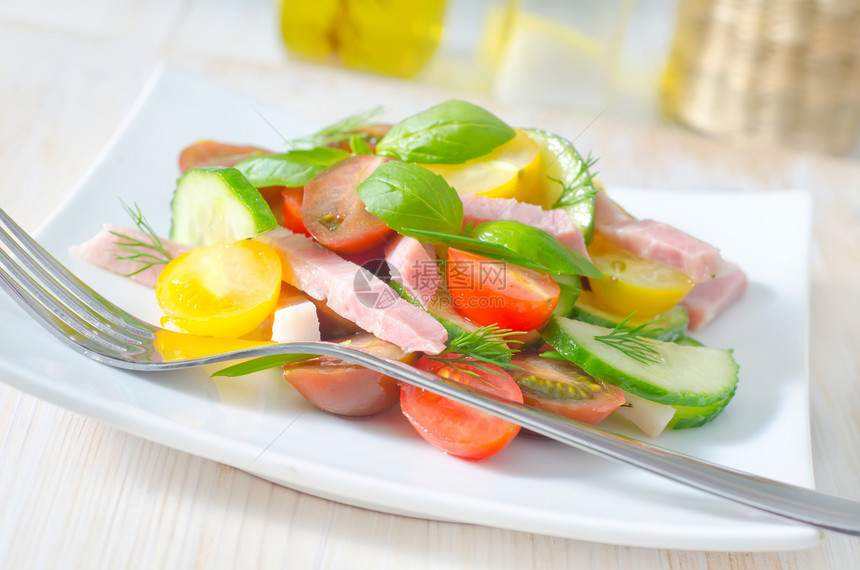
left=0, top=65, right=819, bottom=551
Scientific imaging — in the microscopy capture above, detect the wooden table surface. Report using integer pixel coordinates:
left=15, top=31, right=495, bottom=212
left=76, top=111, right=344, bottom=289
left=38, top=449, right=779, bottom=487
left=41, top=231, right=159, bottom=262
left=2, top=1, right=859, bottom=568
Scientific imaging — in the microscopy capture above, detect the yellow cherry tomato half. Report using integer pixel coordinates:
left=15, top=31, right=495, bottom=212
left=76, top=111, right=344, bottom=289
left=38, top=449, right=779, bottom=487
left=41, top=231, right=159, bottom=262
left=421, top=129, right=541, bottom=199
left=587, top=233, right=695, bottom=318
left=156, top=240, right=282, bottom=338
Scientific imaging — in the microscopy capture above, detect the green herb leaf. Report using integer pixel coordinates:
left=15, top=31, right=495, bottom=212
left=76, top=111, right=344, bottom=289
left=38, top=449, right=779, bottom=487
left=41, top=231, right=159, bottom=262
left=112, top=201, right=173, bottom=277
left=550, top=151, right=599, bottom=209
left=356, top=161, right=463, bottom=236
left=210, top=353, right=315, bottom=377
left=407, top=228, right=553, bottom=272
left=551, top=151, right=599, bottom=245
left=235, top=147, right=349, bottom=188
left=349, top=135, right=373, bottom=156
left=406, top=225, right=597, bottom=277
left=523, top=128, right=599, bottom=244
left=441, top=325, right=524, bottom=366
left=357, top=157, right=600, bottom=277
left=469, top=220, right=602, bottom=278
left=289, top=106, right=384, bottom=148
left=594, top=314, right=664, bottom=365
left=376, top=99, right=515, bottom=164
left=429, top=325, right=525, bottom=380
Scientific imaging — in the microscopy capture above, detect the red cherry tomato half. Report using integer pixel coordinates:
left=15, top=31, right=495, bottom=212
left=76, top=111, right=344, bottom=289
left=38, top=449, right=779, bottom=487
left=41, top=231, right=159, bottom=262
left=281, top=187, right=311, bottom=236
left=401, top=355, right=523, bottom=460
left=446, top=248, right=560, bottom=332
left=283, top=333, right=412, bottom=417
left=509, top=354, right=625, bottom=425
left=301, top=155, right=394, bottom=254
left=178, top=140, right=269, bottom=172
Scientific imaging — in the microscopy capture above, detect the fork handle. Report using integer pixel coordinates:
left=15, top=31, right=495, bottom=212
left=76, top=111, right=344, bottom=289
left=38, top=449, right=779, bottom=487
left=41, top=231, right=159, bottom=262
left=153, top=342, right=860, bottom=537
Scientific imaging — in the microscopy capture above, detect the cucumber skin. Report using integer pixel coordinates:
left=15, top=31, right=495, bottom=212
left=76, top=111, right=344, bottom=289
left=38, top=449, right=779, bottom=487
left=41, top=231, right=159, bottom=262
left=169, top=167, right=277, bottom=246
left=552, top=274, right=582, bottom=318
left=540, top=316, right=739, bottom=407
left=674, top=335, right=703, bottom=347
left=669, top=392, right=734, bottom=429
left=568, top=299, right=688, bottom=342
left=522, top=128, right=596, bottom=244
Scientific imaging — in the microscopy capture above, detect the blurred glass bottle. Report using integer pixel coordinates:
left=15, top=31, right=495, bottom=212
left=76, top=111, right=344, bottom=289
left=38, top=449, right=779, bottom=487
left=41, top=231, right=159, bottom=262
left=492, top=0, right=634, bottom=115
left=661, top=0, right=860, bottom=155
left=280, top=0, right=447, bottom=78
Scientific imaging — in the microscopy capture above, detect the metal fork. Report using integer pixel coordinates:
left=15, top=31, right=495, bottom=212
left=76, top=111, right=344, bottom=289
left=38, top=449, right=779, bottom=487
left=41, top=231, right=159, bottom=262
left=1, top=207, right=858, bottom=537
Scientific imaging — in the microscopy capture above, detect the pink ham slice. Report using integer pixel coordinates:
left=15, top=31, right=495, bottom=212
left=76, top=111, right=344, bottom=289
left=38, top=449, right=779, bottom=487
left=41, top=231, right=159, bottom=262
left=594, top=191, right=728, bottom=283
left=681, top=262, right=748, bottom=331
left=70, top=224, right=191, bottom=287
left=257, top=227, right=447, bottom=354
left=459, top=193, right=589, bottom=258
left=384, top=235, right=440, bottom=307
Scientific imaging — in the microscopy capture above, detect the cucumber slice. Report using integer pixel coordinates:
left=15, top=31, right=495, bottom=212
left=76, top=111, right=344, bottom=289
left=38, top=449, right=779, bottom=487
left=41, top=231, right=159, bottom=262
left=169, top=167, right=277, bottom=247
left=428, top=292, right=480, bottom=339
left=522, top=128, right=597, bottom=243
left=541, top=316, right=738, bottom=407
left=569, top=291, right=688, bottom=342
left=552, top=274, right=582, bottom=317
left=673, top=335, right=703, bottom=347
left=669, top=394, right=734, bottom=429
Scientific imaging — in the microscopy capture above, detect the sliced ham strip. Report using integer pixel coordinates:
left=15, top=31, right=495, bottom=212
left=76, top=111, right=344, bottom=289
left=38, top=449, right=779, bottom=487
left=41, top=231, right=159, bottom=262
left=70, top=224, right=191, bottom=288
left=681, top=262, right=748, bottom=331
left=459, top=193, right=589, bottom=258
left=594, top=191, right=728, bottom=282
left=385, top=235, right=440, bottom=307
left=257, top=227, right=447, bottom=354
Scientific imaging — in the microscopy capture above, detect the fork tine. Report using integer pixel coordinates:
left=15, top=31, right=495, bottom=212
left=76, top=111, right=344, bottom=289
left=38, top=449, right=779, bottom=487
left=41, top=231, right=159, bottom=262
left=0, top=249, right=144, bottom=355
left=0, top=207, right=156, bottom=340
left=0, top=244, right=151, bottom=348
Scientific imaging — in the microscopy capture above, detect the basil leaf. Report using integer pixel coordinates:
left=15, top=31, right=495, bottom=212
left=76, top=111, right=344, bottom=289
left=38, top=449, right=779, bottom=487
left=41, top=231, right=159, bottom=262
left=288, top=105, right=384, bottom=148
left=469, top=220, right=602, bottom=278
left=355, top=158, right=598, bottom=278
left=376, top=100, right=515, bottom=164
left=211, top=353, right=314, bottom=377
left=411, top=225, right=599, bottom=277
left=356, top=161, right=463, bottom=236
left=350, top=135, right=373, bottom=156
left=406, top=228, right=554, bottom=273
left=236, top=148, right=349, bottom=188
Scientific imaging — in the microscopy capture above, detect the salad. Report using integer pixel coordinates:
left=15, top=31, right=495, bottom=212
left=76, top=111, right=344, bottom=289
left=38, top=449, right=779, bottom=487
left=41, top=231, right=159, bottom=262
left=71, top=100, right=748, bottom=460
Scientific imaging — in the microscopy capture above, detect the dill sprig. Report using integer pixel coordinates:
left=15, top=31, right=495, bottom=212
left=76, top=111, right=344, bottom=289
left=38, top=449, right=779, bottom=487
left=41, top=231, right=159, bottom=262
left=289, top=106, right=384, bottom=148
left=594, top=314, right=664, bottom=365
left=550, top=151, right=599, bottom=209
left=110, top=201, right=173, bottom=277
left=430, top=324, right=525, bottom=378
